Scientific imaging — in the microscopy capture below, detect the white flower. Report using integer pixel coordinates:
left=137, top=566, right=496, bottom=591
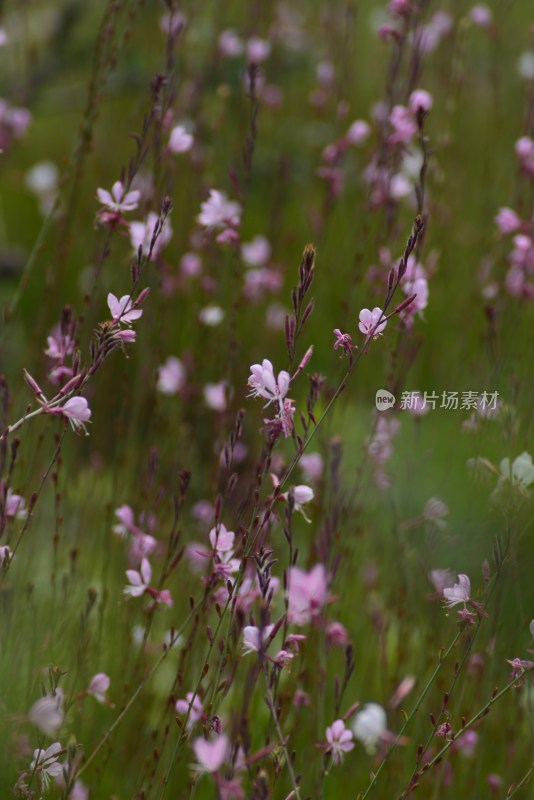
left=248, top=359, right=290, bottom=407
left=199, top=305, right=225, bottom=326
left=352, top=703, right=387, bottom=753
left=168, top=125, right=194, bottom=153
left=241, top=235, right=271, bottom=267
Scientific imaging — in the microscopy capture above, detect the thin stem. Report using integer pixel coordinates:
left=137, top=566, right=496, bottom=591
left=263, top=664, right=302, bottom=800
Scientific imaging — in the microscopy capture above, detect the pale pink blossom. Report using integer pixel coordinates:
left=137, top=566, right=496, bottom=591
left=358, top=307, right=387, bottom=338
left=495, top=207, right=521, bottom=235
left=0, top=545, right=13, bottom=567
left=299, top=452, right=324, bottom=482
left=107, top=293, right=143, bottom=324
left=287, top=564, right=328, bottom=625
left=124, top=558, right=152, bottom=598
left=70, top=780, right=89, bottom=800
left=346, top=119, right=371, bottom=146
left=157, top=356, right=186, bottom=394
left=248, top=359, right=290, bottom=406
left=246, top=36, right=271, bottom=64
left=55, top=397, right=92, bottom=433
left=470, top=5, right=492, bottom=28
left=209, top=524, right=235, bottom=554
left=326, top=621, right=349, bottom=647
left=241, top=235, right=271, bottom=267
left=30, top=742, right=63, bottom=782
left=198, top=190, right=241, bottom=230
left=176, top=692, right=204, bottom=727
left=408, top=89, right=433, bottom=115
left=6, top=488, right=27, bottom=519
left=273, top=649, right=294, bottom=668
left=87, top=673, right=110, bottom=703
left=204, top=381, right=228, bottom=412
left=443, top=574, right=471, bottom=607
left=219, top=29, right=244, bottom=58
left=193, top=734, right=230, bottom=772
left=389, top=105, right=418, bottom=142
left=168, top=124, right=194, bottom=153
left=97, top=181, right=140, bottom=213
left=180, top=252, right=202, bottom=277
left=242, top=624, right=275, bottom=654
left=29, top=690, right=64, bottom=736
left=326, top=719, right=355, bottom=764
left=286, top=484, right=314, bottom=521
left=129, top=212, right=173, bottom=259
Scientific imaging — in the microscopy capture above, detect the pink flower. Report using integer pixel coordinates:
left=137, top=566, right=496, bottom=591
left=495, top=207, right=521, bottom=236
left=408, top=89, right=433, bottom=115
left=219, top=29, right=244, bottom=58
left=97, top=181, right=140, bottom=213
left=286, top=484, right=314, bottom=521
left=299, top=452, right=324, bottom=483
left=248, top=359, right=290, bottom=406
left=209, top=523, right=235, bottom=554
left=6, top=488, right=28, bottom=519
left=443, top=573, right=471, bottom=607
left=55, top=397, right=91, bottom=433
left=157, top=356, right=186, bottom=395
left=326, top=621, right=349, bottom=647
left=333, top=328, right=355, bottom=355
left=180, top=252, right=202, bottom=277
left=124, top=558, right=152, bottom=598
left=287, top=564, right=328, bottom=625
left=129, top=212, right=173, bottom=259
left=29, top=690, right=64, bottom=736
left=204, top=381, right=228, bottom=412
left=346, top=119, right=371, bottom=146
left=389, top=105, right=418, bottom=142
left=107, top=293, right=143, bottom=324
left=326, top=719, right=354, bottom=764
left=242, top=625, right=275, bottom=655
left=30, top=742, right=64, bottom=780
left=193, top=735, right=229, bottom=772
left=198, top=190, right=241, bottom=230
left=87, top=673, right=110, bottom=703
left=469, top=4, right=493, bottom=28
left=168, top=125, right=193, bottom=153
left=246, top=36, right=271, bottom=64
left=241, top=235, right=271, bottom=267
left=176, top=692, right=204, bottom=727
left=358, top=307, right=387, bottom=338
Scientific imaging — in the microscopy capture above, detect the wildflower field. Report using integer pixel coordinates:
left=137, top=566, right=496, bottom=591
left=2, top=0, right=534, bottom=797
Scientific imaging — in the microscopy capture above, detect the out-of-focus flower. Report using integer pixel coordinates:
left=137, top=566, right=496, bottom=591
left=326, top=621, right=349, bottom=647
left=242, top=624, right=275, bottom=654
left=351, top=703, right=387, bottom=753
left=168, top=125, right=193, bottom=153
left=326, top=719, right=354, bottom=764
left=241, top=235, right=271, bottom=267
left=0, top=545, right=13, bottom=567
left=346, top=119, right=371, bottom=145
left=518, top=52, right=534, bottom=80
left=408, top=89, right=433, bottom=115
left=176, top=692, right=204, bottom=727
left=358, top=307, right=387, bottom=338
left=469, top=4, right=493, bottom=28
left=192, top=734, right=229, bottom=772
left=287, top=564, right=328, bottom=625
left=495, top=207, right=521, bottom=236
left=246, top=36, right=271, bottom=63
left=157, top=356, right=186, bottom=395
left=204, top=381, right=228, bottom=412
left=423, top=497, right=448, bottom=530
left=97, top=181, right=140, bottom=213
left=443, top=574, right=471, bottom=607
left=130, top=212, right=173, bottom=260
left=87, top=673, right=110, bottom=703
left=219, top=29, right=244, bottom=57
left=29, top=691, right=64, bottom=736
left=198, top=190, right=241, bottom=230
left=199, top=305, right=225, bottom=326
left=430, top=568, right=455, bottom=594
left=299, top=452, right=323, bottom=483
